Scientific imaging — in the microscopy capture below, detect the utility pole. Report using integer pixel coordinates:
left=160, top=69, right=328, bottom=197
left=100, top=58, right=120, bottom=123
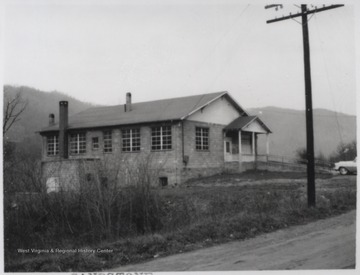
left=266, top=4, right=344, bottom=207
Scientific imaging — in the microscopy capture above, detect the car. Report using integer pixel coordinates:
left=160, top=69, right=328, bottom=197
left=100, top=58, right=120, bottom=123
left=334, top=157, right=357, bottom=175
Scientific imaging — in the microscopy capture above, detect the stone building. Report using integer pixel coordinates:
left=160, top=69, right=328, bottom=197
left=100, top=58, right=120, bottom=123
left=39, top=91, right=271, bottom=191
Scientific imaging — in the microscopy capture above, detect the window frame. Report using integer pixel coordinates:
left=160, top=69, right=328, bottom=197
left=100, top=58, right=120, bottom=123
left=122, top=128, right=141, bottom=152
left=195, top=127, right=209, bottom=151
left=151, top=125, right=172, bottom=151
left=103, top=130, right=113, bottom=153
left=69, top=132, right=87, bottom=155
left=47, top=135, right=59, bottom=156
left=92, top=137, right=99, bottom=150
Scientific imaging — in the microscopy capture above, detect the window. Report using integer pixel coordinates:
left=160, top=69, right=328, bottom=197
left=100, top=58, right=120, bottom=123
left=103, top=131, right=112, bottom=153
left=196, top=127, right=209, bottom=151
left=47, top=135, right=59, bottom=156
left=122, top=128, right=140, bottom=152
left=92, top=137, right=99, bottom=150
left=70, top=133, right=86, bottom=155
left=151, top=126, right=172, bottom=150
left=159, top=177, right=168, bottom=187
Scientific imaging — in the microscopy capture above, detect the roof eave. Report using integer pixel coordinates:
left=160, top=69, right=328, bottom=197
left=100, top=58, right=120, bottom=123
left=180, top=91, right=228, bottom=120
left=255, top=117, right=272, bottom=133
left=38, top=118, right=183, bottom=134
left=224, top=93, right=249, bottom=117
left=240, top=117, right=257, bottom=130
left=224, top=116, right=272, bottom=133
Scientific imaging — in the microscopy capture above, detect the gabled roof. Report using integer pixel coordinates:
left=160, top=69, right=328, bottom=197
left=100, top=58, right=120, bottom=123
left=224, top=116, right=271, bottom=133
left=40, top=91, right=247, bottom=133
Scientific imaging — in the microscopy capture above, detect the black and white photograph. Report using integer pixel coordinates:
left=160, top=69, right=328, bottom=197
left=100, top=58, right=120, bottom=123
left=1, top=0, right=358, bottom=273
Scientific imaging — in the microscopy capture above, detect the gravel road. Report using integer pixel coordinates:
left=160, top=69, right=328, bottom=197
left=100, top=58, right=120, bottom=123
left=111, top=210, right=356, bottom=271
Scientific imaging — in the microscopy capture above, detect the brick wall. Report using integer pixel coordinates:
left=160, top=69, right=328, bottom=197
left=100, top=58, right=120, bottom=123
left=42, top=123, right=184, bottom=187
left=42, top=120, right=241, bottom=186
left=180, top=120, right=226, bottom=182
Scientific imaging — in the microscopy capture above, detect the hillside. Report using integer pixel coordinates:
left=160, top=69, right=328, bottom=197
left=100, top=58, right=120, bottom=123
left=249, top=107, right=356, bottom=158
left=3, top=85, right=94, bottom=142
left=3, top=86, right=356, bottom=159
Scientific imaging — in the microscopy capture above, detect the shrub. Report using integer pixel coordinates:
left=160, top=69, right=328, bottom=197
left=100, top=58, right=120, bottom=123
left=329, top=140, right=357, bottom=163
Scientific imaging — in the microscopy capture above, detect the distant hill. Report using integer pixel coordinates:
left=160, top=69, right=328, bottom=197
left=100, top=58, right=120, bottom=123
left=249, top=107, right=356, bottom=158
left=3, top=86, right=356, bottom=159
left=3, top=85, right=95, bottom=143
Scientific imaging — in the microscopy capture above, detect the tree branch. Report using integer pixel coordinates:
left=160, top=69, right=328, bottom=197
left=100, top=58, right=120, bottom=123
left=3, top=92, right=28, bottom=136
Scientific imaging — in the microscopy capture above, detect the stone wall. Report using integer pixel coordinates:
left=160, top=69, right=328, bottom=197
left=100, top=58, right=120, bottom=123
left=41, top=159, right=85, bottom=192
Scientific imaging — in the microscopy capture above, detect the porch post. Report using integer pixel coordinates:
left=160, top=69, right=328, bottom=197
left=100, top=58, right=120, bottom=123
left=266, top=133, right=270, bottom=160
left=223, top=131, right=226, bottom=162
left=238, top=130, right=242, bottom=172
left=255, top=134, right=258, bottom=156
left=252, top=132, right=255, bottom=161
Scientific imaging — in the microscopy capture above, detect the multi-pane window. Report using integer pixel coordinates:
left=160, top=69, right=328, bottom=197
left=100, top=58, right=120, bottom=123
left=122, top=128, right=140, bottom=152
left=47, top=135, right=59, bottom=156
left=195, top=127, right=209, bottom=151
left=92, top=137, right=99, bottom=150
left=151, top=126, right=172, bottom=150
left=103, top=131, right=112, bottom=153
left=70, top=133, right=86, bottom=155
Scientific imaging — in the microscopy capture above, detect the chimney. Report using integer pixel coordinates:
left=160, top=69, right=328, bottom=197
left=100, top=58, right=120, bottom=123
left=125, top=92, right=132, bottom=112
left=49, top=114, right=55, bottom=126
left=59, top=101, right=68, bottom=158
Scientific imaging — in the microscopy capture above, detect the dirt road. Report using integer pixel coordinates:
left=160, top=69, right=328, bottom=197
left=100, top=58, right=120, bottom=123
left=111, top=210, right=356, bottom=271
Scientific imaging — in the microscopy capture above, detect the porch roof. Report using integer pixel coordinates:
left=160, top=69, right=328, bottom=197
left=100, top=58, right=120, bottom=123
left=224, top=116, right=271, bottom=133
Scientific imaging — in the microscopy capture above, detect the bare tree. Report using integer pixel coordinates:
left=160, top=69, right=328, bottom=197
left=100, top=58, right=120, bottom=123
left=3, top=92, right=28, bottom=136
left=3, top=91, right=28, bottom=182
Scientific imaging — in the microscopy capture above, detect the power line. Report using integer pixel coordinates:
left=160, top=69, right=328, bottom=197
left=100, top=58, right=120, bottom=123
left=266, top=4, right=344, bottom=208
left=266, top=5, right=344, bottom=24
left=204, top=5, right=252, bottom=91
left=313, top=13, right=344, bottom=144
left=192, top=4, right=250, bottom=86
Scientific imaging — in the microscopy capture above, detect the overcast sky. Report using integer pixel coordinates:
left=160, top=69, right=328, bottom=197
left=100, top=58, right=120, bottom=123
left=2, top=0, right=358, bottom=115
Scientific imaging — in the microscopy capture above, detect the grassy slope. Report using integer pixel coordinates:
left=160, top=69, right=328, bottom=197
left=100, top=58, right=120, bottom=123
left=6, top=172, right=356, bottom=272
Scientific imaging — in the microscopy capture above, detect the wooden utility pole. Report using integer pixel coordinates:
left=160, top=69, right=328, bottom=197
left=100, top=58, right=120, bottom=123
left=266, top=4, right=344, bottom=207
left=301, top=4, right=315, bottom=207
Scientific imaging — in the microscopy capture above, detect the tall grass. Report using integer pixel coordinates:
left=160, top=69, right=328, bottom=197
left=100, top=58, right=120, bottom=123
left=4, top=156, right=165, bottom=263
left=4, top=174, right=356, bottom=272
